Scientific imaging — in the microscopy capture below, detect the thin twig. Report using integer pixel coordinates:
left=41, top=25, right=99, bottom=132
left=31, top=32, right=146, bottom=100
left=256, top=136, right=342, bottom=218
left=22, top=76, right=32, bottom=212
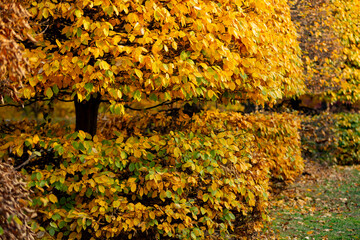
left=15, top=150, right=43, bottom=170
left=124, top=99, right=180, bottom=111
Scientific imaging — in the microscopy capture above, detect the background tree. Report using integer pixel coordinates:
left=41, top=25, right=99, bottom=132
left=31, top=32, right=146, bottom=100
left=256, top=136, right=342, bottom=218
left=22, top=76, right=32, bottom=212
left=23, top=0, right=304, bottom=136
left=290, top=0, right=360, bottom=110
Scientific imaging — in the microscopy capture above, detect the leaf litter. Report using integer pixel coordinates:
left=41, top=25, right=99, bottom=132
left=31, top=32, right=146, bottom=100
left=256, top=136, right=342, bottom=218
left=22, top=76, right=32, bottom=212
left=258, top=160, right=360, bottom=239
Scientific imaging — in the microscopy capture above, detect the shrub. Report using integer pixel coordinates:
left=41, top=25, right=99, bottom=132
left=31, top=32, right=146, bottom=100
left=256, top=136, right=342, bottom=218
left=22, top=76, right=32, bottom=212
left=301, top=113, right=360, bottom=165
left=1, top=111, right=303, bottom=239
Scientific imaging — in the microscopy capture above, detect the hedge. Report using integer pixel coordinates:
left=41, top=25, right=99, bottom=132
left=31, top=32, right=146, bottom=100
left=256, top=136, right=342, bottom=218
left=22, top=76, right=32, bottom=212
left=301, top=113, right=360, bottom=165
left=0, top=111, right=303, bottom=239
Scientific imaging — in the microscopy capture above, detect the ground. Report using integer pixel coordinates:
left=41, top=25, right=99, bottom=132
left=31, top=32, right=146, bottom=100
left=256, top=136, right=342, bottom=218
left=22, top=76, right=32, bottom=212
left=261, top=160, right=360, bottom=239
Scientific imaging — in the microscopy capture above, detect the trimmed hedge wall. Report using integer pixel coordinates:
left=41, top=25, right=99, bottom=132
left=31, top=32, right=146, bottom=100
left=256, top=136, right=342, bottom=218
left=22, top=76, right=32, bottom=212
left=1, top=111, right=303, bottom=239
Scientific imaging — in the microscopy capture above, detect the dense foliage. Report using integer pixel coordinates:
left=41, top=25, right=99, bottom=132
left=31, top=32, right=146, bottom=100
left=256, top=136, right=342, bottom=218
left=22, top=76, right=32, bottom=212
left=291, top=0, right=360, bottom=103
left=23, top=0, right=303, bottom=108
left=332, top=0, right=360, bottom=103
left=0, top=0, right=311, bottom=239
left=1, top=111, right=303, bottom=239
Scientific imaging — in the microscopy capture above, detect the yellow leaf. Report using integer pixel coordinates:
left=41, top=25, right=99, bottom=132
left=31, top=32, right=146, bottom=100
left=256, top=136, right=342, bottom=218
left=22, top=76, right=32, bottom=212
left=83, top=20, right=90, bottom=30
left=128, top=177, right=137, bottom=183
left=113, top=200, right=120, bottom=208
left=16, top=146, right=23, bottom=157
left=207, top=90, right=215, bottom=99
left=78, top=130, right=86, bottom=140
left=131, top=183, right=137, bottom=192
left=150, top=135, right=160, bottom=142
left=99, top=207, right=105, bottom=214
left=99, top=60, right=110, bottom=70
left=93, top=48, right=100, bottom=58
left=149, top=211, right=155, bottom=220
left=29, top=78, right=38, bottom=87
left=134, top=149, right=142, bottom=158
left=174, top=147, right=181, bottom=158
left=172, top=41, right=177, bottom=50
left=134, top=69, right=143, bottom=78
left=49, top=194, right=58, bottom=203
left=69, top=232, right=77, bottom=239
left=89, top=179, right=96, bottom=188
left=133, top=218, right=140, bottom=226
left=98, top=185, right=105, bottom=193
left=33, top=135, right=40, bottom=144
left=129, top=35, right=135, bottom=42
left=55, top=39, right=62, bottom=48
left=228, top=82, right=236, bottom=91
left=103, top=27, right=109, bottom=36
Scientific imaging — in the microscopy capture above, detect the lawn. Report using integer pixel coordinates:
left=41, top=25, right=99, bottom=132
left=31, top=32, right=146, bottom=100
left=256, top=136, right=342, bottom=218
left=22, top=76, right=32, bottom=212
left=261, top=161, right=360, bottom=239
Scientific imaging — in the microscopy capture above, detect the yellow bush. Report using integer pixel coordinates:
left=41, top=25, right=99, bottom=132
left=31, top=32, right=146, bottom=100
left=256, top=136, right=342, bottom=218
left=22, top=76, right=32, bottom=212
left=1, top=111, right=303, bottom=239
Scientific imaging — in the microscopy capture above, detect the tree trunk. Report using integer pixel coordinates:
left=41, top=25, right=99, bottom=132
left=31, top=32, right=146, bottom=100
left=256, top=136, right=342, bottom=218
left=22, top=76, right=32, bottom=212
left=74, top=94, right=101, bottom=137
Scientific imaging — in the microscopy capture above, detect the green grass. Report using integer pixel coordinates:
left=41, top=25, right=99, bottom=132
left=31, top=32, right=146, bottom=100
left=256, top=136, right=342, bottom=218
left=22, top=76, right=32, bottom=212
left=267, top=165, right=360, bottom=239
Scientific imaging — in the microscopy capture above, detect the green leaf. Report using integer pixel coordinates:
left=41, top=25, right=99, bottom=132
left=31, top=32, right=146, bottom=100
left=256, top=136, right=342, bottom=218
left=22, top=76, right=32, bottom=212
left=129, top=162, right=135, bottom=172
left=147, top=153, right=155, bottom=161
left=13, top=216, right=23, bottom=225
left=36, top=172, right=42, bottom=181
left=104, top=6, right=114, bottom=16
left=207, top=67, right=215, bottom=74
left=133, top=90, right=142, bottom=101
left=84, top=83, right=94, bottom=93
left=115, top=160, right=121, bottom=168
left=149, top=93, right=158, bottom=101
left=166, top=190, right=172, bottom=198
left=72, top=141, right=79, bottom=150
left=186, top=59, right=194, bottom=65
left=86, top=219, right=92, bottom=226
left=52, top=85, right=59, bottom=95
left=77, top=28, right=82, bottom=37
left=45, top=88, right=53, bottom=98
left=114, top=104, right=124, bottom=115
left=86, top=188, right=92, bottom=198
left=121, top=151, right=127, bottom=159
left=33, top=151, right=42, bottom=157
left=240, top=73, right=248, bottom=80
left=180, top=51, right=187, bottom=60
left=49, top=227, right=56, bottom=236
left=51, top=213, right=61, bottom=221
left=105, top=70, right=113, bottom=77
left=58, top=221, right=66, bottom=229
